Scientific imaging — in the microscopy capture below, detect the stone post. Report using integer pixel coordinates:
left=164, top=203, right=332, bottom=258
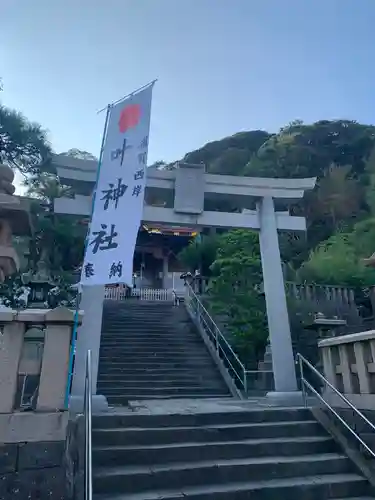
left=37, top=308, right=77, bottom=411
left=0, top=309, right=23, bottom=413
left=69, top=285, right=108, bottom=413
left=258, top=197, right=300, bottom=403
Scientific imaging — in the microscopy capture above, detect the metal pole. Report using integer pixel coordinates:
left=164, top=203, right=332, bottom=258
left=97, top=79, right=157, bottom=113
left=298, top=354, right=307, bottom=407
left=86, top=350, right=93, bottom=500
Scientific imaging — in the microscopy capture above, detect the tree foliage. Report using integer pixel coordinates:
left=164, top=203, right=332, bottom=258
left=25, top=172, right=85, bottom=273
left=0, top=104, right=51, bottom=175
left=24, top=172, right=72, bottom=205
left=299, top=219, right=375, bottom=287
left=245, top=120, right=375, bottom=179
left=208, top=230, right=268, bottom=365
left=178, top=120, right=375, bottom=265
left=178, top=235, right=219, bottom=275
left=183, top=130, right=271, bottom=174
left=60, top=148, right=98, bottom=161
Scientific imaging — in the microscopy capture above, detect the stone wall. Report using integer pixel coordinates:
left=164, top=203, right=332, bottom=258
left=0, top=440, right=65, bottom=499
left=0, top=411, right=69, bottom=499
left=64, top=414, right=84, bottom=500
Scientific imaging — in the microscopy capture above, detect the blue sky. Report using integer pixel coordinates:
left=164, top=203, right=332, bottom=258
left=1, top=0, right=375, bottom=164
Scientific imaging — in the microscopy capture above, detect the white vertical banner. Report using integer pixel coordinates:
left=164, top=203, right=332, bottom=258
left=80, top=84, right=154, bottom=286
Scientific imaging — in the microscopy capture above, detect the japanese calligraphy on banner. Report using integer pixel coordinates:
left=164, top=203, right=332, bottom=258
left=80, top=84, right=154, bottom=286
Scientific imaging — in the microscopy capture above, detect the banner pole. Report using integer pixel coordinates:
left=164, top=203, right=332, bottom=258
left=64, top=104, right=112, bottom=409
left=97, top=79, right=157, bottom=114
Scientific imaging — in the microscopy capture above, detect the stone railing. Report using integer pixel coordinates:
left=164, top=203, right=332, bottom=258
left=0, top=306, right=82, bottom=414
left=0, top=306, right=83, bottom=499
left=319, top=330, right=375, bottom=410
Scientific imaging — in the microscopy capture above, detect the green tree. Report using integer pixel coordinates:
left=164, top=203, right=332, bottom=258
left=246, top=120, right=375, bottom=179
left=25, top=173, right=85, bottom=273
left=308, top=164, right=364, bottom=234
left=0, top=104, right=51, bottom=175
left=364, top=146, right=375, bottom=215
left=60, top=148, right=98, bottom=161
left=24, top=172, right=72, bottom=208
left=178, top=234, right=218, bottom=275
left=299, top=219, right=375, bottom=286
left=183, top=130, right=271, bottom=175
left=209, top=230, right=268, bottom=365
left=149, top=160, right=168, bottom=169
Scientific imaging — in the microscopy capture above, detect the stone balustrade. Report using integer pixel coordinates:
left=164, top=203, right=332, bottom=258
left=0, top=306, right=83, bottom=499
left=319, top=330, right=375, bottom=409
left=0, top=306, right=82, bottom=415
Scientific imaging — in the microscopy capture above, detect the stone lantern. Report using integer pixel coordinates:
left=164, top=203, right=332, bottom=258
left=0, top=164, right=31, bottom=283
left=21, top=248, right=55, bottom=306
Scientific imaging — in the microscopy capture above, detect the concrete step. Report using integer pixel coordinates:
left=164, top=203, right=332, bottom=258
left=98, top=371, right=213, bottom=379
left=100, top=335, right=199, bottom=340
left=97, top=379, right=225, bottom=389
left=100, top=338, right=202, bottom=344
left=93, top=474, right=373, bottom=499
left=101, top=387, right=229, bottom=397
left=92, top=435, right=336, bottom=467
left=92, top=454, right=352, bottom=495
left=103, top=315, right=181, bottom=319
left=92, top=409, right=312, bottom=428
left=102, top=324, right=182, bottom=330
left=102, top=332, right=191, bottom=336
left=99, top=361, right=216, bottom=369
left=97, top=368, right=219, bottom=377
left=103, top=318, right=179, bottom=323
left=101, top=335, right=201, bottom=340
left=99, top=385, right=227, bottom=395
left=106, top=394, right=227, bottom=405
left=92, top=420, right=324, bottom=446
left=100, top=351, right=212, bottom=357
left=100, top=337, right=200, bottom=343
left=101, top=331, right=198, bottom=336
left=99, top=347, right=205, bottom=353
left=99, top=355, right=213, bottom=362
left=99, top=347, right=209, bottom=354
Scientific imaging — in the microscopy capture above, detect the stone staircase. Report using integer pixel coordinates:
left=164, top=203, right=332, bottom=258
left=97, top=300, right=231, bottom=404
left=91, top=405, right=375, bottom=499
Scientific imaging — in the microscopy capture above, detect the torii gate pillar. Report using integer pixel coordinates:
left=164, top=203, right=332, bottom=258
left=258, top=197, right=299, bottom=400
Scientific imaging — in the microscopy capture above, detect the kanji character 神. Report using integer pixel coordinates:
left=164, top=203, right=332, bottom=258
left=101, top=178, right=128, bottom=210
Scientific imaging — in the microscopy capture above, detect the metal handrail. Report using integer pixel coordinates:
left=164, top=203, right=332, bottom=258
left=84, top=350, right=93, bottom=500
left=297, top=352, right=375, bottom=459
left=185, top=284, right=250, bottom=392
left=172, top=290, right=180, bottom=306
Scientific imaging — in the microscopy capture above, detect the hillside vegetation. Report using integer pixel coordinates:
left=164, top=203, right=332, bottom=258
left=177, top=119, right=375, bottom=286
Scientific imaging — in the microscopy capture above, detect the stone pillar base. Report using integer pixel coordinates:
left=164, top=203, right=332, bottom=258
left=266, top=391, right=304, bottom=407
left=68, top=394, right=109, bottom=414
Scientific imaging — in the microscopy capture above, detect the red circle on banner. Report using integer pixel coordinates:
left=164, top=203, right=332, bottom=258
left=118, top=104, right=141, bottom=133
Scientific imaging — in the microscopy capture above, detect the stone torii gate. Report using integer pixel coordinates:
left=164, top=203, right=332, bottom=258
left=51, top=156, right=316, bottom=409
